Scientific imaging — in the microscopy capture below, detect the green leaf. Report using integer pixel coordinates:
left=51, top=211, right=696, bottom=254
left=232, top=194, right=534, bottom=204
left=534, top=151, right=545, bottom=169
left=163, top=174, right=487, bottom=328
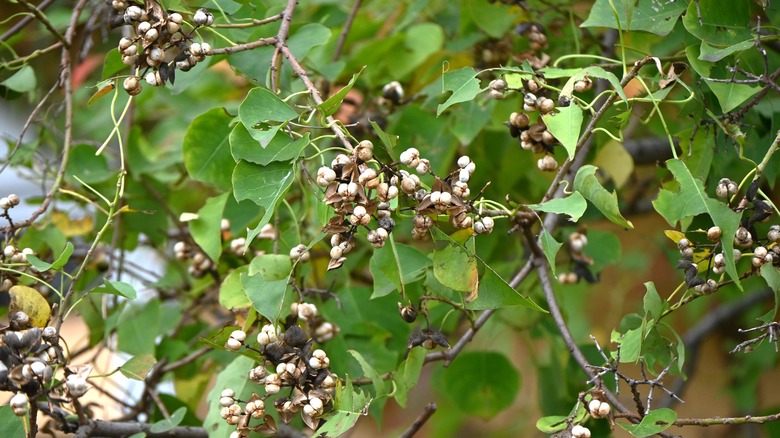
left=90, top=280, right=138, bottom=299
left=432, top=243, right=478, bottom=294
left=392, top=347, right=426, bottom=408
left=203, top=356, right=257, bottom=438
left=618, top=408, right=677, bottom=437
left=699, top=40, right=755, bottom=62
left=467, top=268, right=541, bottom=311
left=432, top=351, right=521, bottom=420
left=560, top=66, right=627, bottom=103
left=232, top=161, right=295, bottom=245
left=542, top=105, right=582, bottom=160
left=120, top=353, right=157, bottom=381
left=686, top=45, right=760, bottom=113
left=536, top=416, right=570, bottom=433
left=528, top=192, right=588, bottom=222
left=238, top=87, right=298, bottom=126
left=759, top=264, right=780, bottom=323
left=183, top=108, right=234, bottom=191
left=581, top=0, right=686, bottom=36
left=315, top=379, right=371, bottom=438
left=101, top=50, right=125, bottom=80
left=248, top=254, right=292, bottom=280
left=117, top=300, right=160, bottom=355
left=370, top=120, right=398, bottom=153
left=242, top=272, right=289, bottom=324
left=582, top=230, right=622, bottom=273
left=1, top=65, right=36, bottom=93
left=682, top=0, right=754, bottom=47
left=348, top=350, right=388, bottom=398
left=230, top=123, right=309, bottom=165
left=465, top=0, right=523, bottom=38
left=319, top=67, right=365, bottom=117
left=237, top=88, right=296, bottom=147
left=573, top=165, right=633, bottom=229
left=437, top=67, right=482, bottom=116
left=25, top=242, right=73, bottom=272
left=287, top=23, right=332, bottom=61
left=614, top=327, right=642, bottom=363
left=389, top=23, right=444, bottom=79
left=643, top=282, right=664, bottom=323
left=452, top=100, right=492, bottom=146
left=0, top=405, right=25, bottom=438
left=66, top=144, right=113, bottom=184
left=431, top=228, right=543, bottom=312
left=369, top=240, right=430, bottom=298
left=150, top=407, right=186, bottom=433
left=189, top=193, right=229, bottom=263
left=652, top=159, right=741, bottom=287
left=540, top=230, right=563, bottom=276
left=219, top=266, right=252, bottom=310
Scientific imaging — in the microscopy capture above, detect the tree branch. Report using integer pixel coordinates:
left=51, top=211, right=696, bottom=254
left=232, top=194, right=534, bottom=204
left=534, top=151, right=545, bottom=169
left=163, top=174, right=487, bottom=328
left=331, top=0, right=362, bottom=62
left=399, top=403, right=437, bottom=438
left=73, top=420, right=208, bottom=438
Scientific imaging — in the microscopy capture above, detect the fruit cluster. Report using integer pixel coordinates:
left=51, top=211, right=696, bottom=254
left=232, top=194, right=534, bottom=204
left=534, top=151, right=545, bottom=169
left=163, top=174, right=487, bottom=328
left=110, top=0, right=214, bottom=95
left=674, top=176, right=779, bottom=294
left=316, top=139, right=494, bottom=271
left=0, top=311, right=81, bottom=417
left=218, top=317, right=338, bottom=436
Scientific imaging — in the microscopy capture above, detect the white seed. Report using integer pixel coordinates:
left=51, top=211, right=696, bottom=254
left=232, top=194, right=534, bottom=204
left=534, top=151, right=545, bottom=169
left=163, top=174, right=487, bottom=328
left=10, top=393, right=28, bottom=416
left=122, top=44, right=138, bottom=57
left=145, top=71, right=162, bottom=86
left=457, top=155, right=471, bottom=168
left=399, top=148, right=419, bottom=166
left=121, top=54, right=138, bottom=65
left=588, top=399, right=601, bottom=415
left=144, top=28, right=159, bottom=43
left=229, top=330, right=246, bottom=342
left=193, top=8, right=214, bottom=26
left=118, top=37, right=134, bottom=51
left=136, top=21, right=151, bottom=34
left=124, top=5, right=143, bottom=21
left=168, top=12, right=183, bottom=24
left=458, top=168, right=471, bottom=183
left=225, top=338, right=242, bottom=351
left=149, top=47, right=165, bottom=62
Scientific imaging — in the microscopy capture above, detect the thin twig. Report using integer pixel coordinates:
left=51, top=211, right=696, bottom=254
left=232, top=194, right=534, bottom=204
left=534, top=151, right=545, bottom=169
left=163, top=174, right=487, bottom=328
left=209, top=37, right=277, bottom=55
left=0, top=80, right=59, bottom=175
left=18, top=0, right=66, bottom=45
left=213, top=14, right=283, bottom=28
left=73, top=420, right=208, bottom=438
left=399, top=403, right=437, bottom=438
left=331, top=0, right=362, bottom=62
left=0, top=0, right=56, bottom=42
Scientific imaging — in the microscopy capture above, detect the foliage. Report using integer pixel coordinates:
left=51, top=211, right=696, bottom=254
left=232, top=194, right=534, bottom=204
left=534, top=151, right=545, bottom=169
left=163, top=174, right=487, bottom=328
left=1, top=0, right=780, bottom=437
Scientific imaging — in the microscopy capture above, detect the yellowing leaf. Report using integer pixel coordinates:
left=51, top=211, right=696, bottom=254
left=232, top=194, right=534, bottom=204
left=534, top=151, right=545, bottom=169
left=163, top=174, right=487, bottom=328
left=9, top=285, right=51, bottom=327
left=51, top=211, right=94, bottom=237
left=593, top=140, right=634, bottom=189
left=88, top=81, right=115, bottom=106
left=663, top=230, right=686, bottom=243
